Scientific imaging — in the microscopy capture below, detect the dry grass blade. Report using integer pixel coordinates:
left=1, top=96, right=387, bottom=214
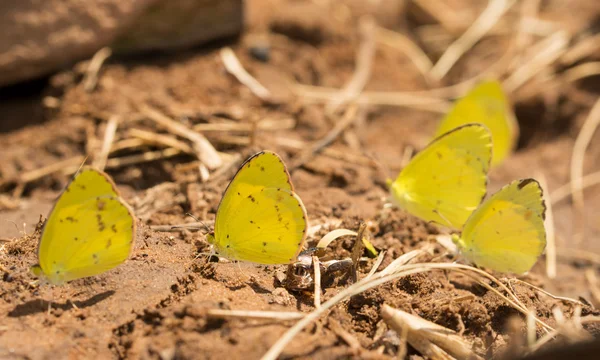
left=327, top=16, right=376, bottom=113
left=327, top=318, right=362, bottom=352
left=412, top=0, right=465, bottom=33
left=206, top=309, right=304, bottom=321
left=504, top=30, right=569, bottom=92
left=509, top=0, right=541, bottom=71
left=550, top=169, right=600, bottom=205
left=536, top=173, right=556, bottom=279
left=508, top=278, right=585, bottom=306
left=429, top=0, right=514, bottom=80
left=529, top=311, right=597, bottom=353
left=562, top=62, right=600, bottom=83
left=376, top=25, right=434, bottom=82
left=295, top=84, right=451, bottom=113
left=560, top=33, right=600, bottom=65
left=127, top=128, right=194, bottom=154
left=140, top=104, right=221, bottom=169
left=193, top=118, right=295, bottom=132
left=364, top=251, right=385, bottom=280
left=556, top=247, right=600, bottom=266
left=92, top=115, right=119, bottom=171
left=570, top=99, right=600, bottom=211
left=316, top=229, right=357, bottom=249
left=381, top=305, right=483, bottom=360
left=290, top=105, right=359, bottom=169
left=14, top=156, right=86, bottom=185
left=584, top=269, right=600, bottom=307
left=220, top=47, right=273, bottom=102
left=312, top=256, right=322, bottom=309
left=350, top=223, right=367, bottom=283
left=260, top=263, right=553, bottom=360
left=83, top=47, right=112, bottom=92
left=103, top=148, right=182, bottom=169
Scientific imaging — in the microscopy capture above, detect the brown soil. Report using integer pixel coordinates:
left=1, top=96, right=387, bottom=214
left=1, top=1, right=600, bottom=359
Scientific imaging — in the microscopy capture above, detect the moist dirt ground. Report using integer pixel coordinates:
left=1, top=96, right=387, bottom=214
left=1, top=1, right=600, bottom=359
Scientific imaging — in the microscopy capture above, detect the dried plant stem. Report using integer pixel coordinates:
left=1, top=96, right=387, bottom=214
left=220, top=47, right=272, bottom=102
left=550, top=170, right=600, bottom=205
left=206, top=309, right=304, bottom=321
left=290, top=105, right=359, bottom=169
left=510, top=0, right=541, bottom=71
left=504, top=31, right=569, bottom=92
left=376, top=26, right=433, bottom=81
left=105, top=148, right=182, bottom=169
left=382, top=305, right=482, bottom=360
left=140, top=104, right=221, bottom=169
left=563, top=62, right=600, bottom=83
left=83, top=47, right=112, bottom=92
left=327, top=318, right=362, bottom=351
left=295, top=84, right=451, bottom=113
left=560, top=33, right=600, bottom=65
left=127, top=128, right=194, bottom=154
left=508, top=278, right=585, bottom=305
left=570, top=99, right=600, bottom=211
left=92, top=115, right=119, bottom=171
left=430, top=0, right=514, bottom=80
left=312, top=256, right=322, bottom=309
left=412, top=0, right=465, bottom=33
left=261, top=263, right=553, bottom=360
left=193, top=118, right=295, bottom=132
left=327, top=16, right=376, bottom=113
left=16, top=156, right=86, bottom=184
left=556, top=247, right=600, bottom=266
left=585, top=269, right=600, bottom=307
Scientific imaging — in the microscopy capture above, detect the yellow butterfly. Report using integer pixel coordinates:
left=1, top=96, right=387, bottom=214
left=31, top=168, right=136, bottom=285
left=389, top=124, right=492, bottom=230
left=435, top=80, right=518, bottom=166
left=207, top=151, right=308, bottom=264
left=453, top=178, right=547, bottom=274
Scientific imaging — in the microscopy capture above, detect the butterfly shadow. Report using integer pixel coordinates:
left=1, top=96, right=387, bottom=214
left=8, top=290, right=116, bottom=317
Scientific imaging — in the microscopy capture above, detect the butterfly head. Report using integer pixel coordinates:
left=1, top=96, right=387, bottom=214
left=450, top=233, right=465, bottom=250
left=30, top=264, right=65, bottom=285
left=205, top=232, right=216, bottom=245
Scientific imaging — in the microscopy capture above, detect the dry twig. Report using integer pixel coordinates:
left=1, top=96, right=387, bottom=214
left=430, top=0, right=515, bottom=80
left=140, top=104, right=221, bottom=169
left=92, top=115, right=119, bottom=171
left=376, top=25, right=434, bottom=82
left=570, top=99, right=600, bottom=212
left=327, top=16, right=376, bottom=113
left=382, top=304, right=483, bottom=360
left=83, top=47, right=112, bottom=92
left=312, top=255, right=322, bottom=309
left=220, top=47, right=273, bottom=102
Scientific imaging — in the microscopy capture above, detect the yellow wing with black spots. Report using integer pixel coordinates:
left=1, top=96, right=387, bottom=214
left=435, top=80, right=518, bottom=166
left=390, top=124, right=492, bottom=230
left=210, top=151, right=307, bottom=264
left=32, top=168, right=136, bottom=285
left=454, top=178, right=546, bottom=274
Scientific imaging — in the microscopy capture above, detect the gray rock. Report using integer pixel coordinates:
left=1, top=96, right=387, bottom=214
left=0, top=0, right=243, bottom=87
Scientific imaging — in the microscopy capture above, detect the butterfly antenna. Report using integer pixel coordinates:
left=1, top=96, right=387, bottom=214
left=184, top=213, right=212, bottom=233
left=432, top=210, right=454, bottom=229
left=73, top=156, right=90, bottom=178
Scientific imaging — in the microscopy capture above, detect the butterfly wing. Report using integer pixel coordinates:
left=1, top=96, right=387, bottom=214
left=213, top=151, right=307, bottom=264
left=456, top=178, right=546, bottom=274
left=216, top=188, right=307, bottom=264
left=435, top=80, right=517, bottom=166
left=35, top=168, right=136, bottom=284
left=390, top=124, right=492, bottom=229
